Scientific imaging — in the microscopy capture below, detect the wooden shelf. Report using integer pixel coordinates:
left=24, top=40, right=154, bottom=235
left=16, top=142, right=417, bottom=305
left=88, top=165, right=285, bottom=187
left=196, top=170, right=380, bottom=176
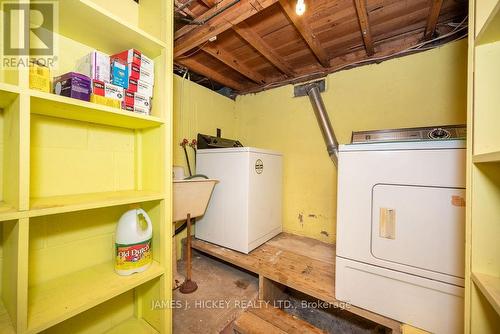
left=29, top=190, right=164, bottom=217
left=58, top=0, right=166, bottom=57
left=472, top=272, right=500, bottom=316
left=0, top=300, right=15, bottom=334
left=473, top=151, right=500, bottom=163
left=104, top=317, right=159, bottom=334
left=0, top=83, right=19, bottom=108
left=476, top=1, right=500, bottom=45
left=30, top=90, right=163, bottom=129
left=27, top=261, right=164, bottom=333
left=0, top=202, right=20, bottom=222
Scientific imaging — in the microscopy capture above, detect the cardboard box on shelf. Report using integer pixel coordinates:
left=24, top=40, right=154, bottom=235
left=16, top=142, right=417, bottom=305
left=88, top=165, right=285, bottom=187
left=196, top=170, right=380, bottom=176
left=122, top=102, right=150, bottom=115
left=124, top=90, right=151, bottom=111
left=128, top=63, right=154, bottom=85
left=105, top=83, right=124, bottom=101
left=128, top=78, right=138, bottom=93
left=92, top=80, right=124, bottom=101
left=29, top=61, right=51, bottom=92
left=90, top=94, right=121, bottom=109
left=127, top=78, right=153, bottom=98
left=137, top=80, right=153, bottom=98
left=92, top=80, right=105, bottom=96
left=53, top=72, right=91, bottom=101
left=75, top=50, right=110, bottom=83
left=111, top=59, right=129, bottom=89
left=111, top=49, right=154, bottom=72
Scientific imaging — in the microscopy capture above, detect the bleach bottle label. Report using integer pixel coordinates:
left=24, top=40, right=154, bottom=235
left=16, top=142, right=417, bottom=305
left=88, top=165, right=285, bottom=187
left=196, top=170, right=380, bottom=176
left=115, top=238, right=152, bottom=271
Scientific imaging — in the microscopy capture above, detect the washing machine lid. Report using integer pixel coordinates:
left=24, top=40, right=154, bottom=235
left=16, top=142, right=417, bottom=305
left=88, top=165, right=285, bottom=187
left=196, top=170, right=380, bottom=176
left=197, top=147, right=282, bottom=156
left=339, top=139, right=466, bottom=152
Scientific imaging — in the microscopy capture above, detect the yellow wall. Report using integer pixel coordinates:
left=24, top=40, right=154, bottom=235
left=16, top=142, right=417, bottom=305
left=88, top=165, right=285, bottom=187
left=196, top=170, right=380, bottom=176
left=236, top=39, right=467, bottom=243
left=173, top=40, right=467, bottom=245
left=173, top=74, right=236, bottom=257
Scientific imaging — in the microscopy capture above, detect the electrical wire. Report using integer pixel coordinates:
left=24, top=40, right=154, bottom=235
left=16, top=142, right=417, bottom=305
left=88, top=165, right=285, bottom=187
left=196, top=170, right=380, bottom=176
left=176, top=39, right=210, bottom=60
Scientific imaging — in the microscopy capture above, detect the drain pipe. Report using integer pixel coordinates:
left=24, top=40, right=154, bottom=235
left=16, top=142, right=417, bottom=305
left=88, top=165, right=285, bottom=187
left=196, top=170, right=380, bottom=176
left=306, top=84, right=339, bottom=166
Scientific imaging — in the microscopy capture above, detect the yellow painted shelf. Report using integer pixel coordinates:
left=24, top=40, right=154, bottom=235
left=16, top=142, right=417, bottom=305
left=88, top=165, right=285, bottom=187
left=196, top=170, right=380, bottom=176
left=29, top=190, right=164, bottom=217
left=473, top=151, right=500, bottom=163
left=476, top=1, right=500, bottom=45
left=104, top=317, right=159, bottom=334
left=58, top=0, right=166, bottom=57
left=0, top=300, right=15, bottom=334
left=30, top=90, right=163, bottom=129
left=472, top=272, right=500, bottom=316
left=0, top=202, right=20, bottom=222
left=27, top=261, right=164, bottom=334
left=0, top=82, right=19, bottom=108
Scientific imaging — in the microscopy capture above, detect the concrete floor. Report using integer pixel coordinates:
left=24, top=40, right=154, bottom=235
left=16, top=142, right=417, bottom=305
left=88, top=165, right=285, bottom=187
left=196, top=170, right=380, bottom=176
left=173, top=251, right=259, bottom=334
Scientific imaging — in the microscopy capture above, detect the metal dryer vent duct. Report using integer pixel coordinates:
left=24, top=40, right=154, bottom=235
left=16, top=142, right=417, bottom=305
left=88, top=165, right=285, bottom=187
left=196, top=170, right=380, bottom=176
left=296, top=80, right=339, bottom=166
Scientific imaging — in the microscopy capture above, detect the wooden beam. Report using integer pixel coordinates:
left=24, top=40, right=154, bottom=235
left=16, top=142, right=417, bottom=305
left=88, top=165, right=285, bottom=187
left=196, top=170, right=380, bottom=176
left=423, top=0, right=444, bottom=40
left=176, top=58, right=247, bottom=91
left=198, top=0, right=215, bottom=8
left=233, top=21, right=296, bottom=76
left=239, top=29, right=443, bottom=95
left=353, top=0, right=374, bottom=56
left=202, top=43, right=267, bottom=84
left=175, top=0, right=236, bottom=40
left=174, top=0, right=278, bottom=58
left=175, top=0, right=196, bottom=18
left=278, top=0, right=329, bottom=67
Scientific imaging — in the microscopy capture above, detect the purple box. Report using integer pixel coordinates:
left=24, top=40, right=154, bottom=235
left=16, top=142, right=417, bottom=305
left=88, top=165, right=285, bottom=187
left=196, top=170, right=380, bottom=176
left=53, top=72, right=92, bottom=101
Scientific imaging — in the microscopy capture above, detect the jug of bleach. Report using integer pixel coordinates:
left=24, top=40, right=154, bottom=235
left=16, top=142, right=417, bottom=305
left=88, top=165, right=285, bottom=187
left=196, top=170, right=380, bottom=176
left=115, top=208, right=153, bottom=275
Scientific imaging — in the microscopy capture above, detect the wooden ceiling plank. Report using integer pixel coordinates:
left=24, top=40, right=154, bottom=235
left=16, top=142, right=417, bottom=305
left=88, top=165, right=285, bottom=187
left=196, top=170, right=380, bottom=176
left=233, top=21, right=296, bottom=76
left=175, top=0, right=196, bottom=18
left=203, top=43, right=268, bottom=84
left=423, top=0, right=444, bottom=40
left=353, top=0, right=375, bottom=56
left=277, top=0, right=329, bottom=67
left=174, top=0, right=278, bottom=57
left=177, top=58, right=246, bottom=91
left=198, top=0, right=215, bottom=8
left=175, top=0, right=237, bottom=40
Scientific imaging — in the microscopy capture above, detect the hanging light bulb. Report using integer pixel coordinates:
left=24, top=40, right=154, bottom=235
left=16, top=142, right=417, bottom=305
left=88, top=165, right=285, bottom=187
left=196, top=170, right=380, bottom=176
left=296, top=0, right=306, bottom=16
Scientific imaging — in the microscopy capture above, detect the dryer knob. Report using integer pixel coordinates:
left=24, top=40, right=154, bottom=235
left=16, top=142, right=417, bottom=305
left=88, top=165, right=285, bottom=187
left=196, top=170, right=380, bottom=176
left=429, top=128, right=450, bottom=139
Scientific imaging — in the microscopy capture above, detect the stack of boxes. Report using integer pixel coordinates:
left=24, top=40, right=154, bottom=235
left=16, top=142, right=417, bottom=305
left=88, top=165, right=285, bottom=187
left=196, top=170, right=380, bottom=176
left=47, top=49, right=154, bottom=115
left=111, top=49, right=154, bottom=115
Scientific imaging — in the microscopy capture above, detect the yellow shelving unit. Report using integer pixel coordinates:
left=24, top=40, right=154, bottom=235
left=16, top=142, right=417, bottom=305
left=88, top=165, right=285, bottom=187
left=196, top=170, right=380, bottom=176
left=465, top=0, right=500, bottom=332
left=1, top=0, right=173, bottom=333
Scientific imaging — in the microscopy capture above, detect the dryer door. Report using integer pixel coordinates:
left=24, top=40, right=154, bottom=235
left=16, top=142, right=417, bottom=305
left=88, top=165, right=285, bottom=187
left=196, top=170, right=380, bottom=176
left=371, top=184, right=465, bottom=279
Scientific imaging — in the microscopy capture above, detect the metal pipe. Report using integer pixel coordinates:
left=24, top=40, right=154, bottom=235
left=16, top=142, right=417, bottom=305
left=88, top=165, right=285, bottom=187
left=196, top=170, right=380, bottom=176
left=306, top=84, right=339, bottom=166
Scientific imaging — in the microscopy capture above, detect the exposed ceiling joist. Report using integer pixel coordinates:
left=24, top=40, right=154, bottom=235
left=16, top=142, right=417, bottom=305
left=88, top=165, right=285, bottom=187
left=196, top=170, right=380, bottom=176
left=175, top=0, right=196, bottom=18
left=203, top=43, right=268, bottom=84
left=278, top=0, right=330, bottom=67
left=177, top=58, right=247, bottom=91
left=423, top=0, right=444, bottom=40
left=174, top=0, right=278, bottom=58
left=353, top=0, right=374, bottom=56
left=198, top=0, right=215, bottom=8
left=233, top=21, right=296, bottom=77
left=175, top=0, right=236, bottom=40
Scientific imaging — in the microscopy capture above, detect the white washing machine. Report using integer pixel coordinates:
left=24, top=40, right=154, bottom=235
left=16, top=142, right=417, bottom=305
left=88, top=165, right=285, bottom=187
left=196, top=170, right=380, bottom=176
left=335, top=127, right=466, bottom=334
left=195, top=147, right=283, bottom=253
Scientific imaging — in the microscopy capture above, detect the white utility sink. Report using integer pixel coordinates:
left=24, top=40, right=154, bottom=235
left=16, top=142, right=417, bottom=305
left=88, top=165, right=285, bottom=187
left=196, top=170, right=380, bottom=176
left=172, top=178, right=218, bottom=291
left=172, top=179, right=218, bottom=222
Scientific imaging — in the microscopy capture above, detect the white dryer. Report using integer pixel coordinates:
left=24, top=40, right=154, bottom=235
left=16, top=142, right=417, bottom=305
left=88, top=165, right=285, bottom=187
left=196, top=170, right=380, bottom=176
left=335, top=128, right=466, bottom=334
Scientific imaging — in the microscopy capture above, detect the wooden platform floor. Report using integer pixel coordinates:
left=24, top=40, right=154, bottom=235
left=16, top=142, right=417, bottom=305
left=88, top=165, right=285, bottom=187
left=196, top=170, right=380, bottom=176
left=234, top=304, right=325, bottom=334
left=191, top=233, right=402, bottom=333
